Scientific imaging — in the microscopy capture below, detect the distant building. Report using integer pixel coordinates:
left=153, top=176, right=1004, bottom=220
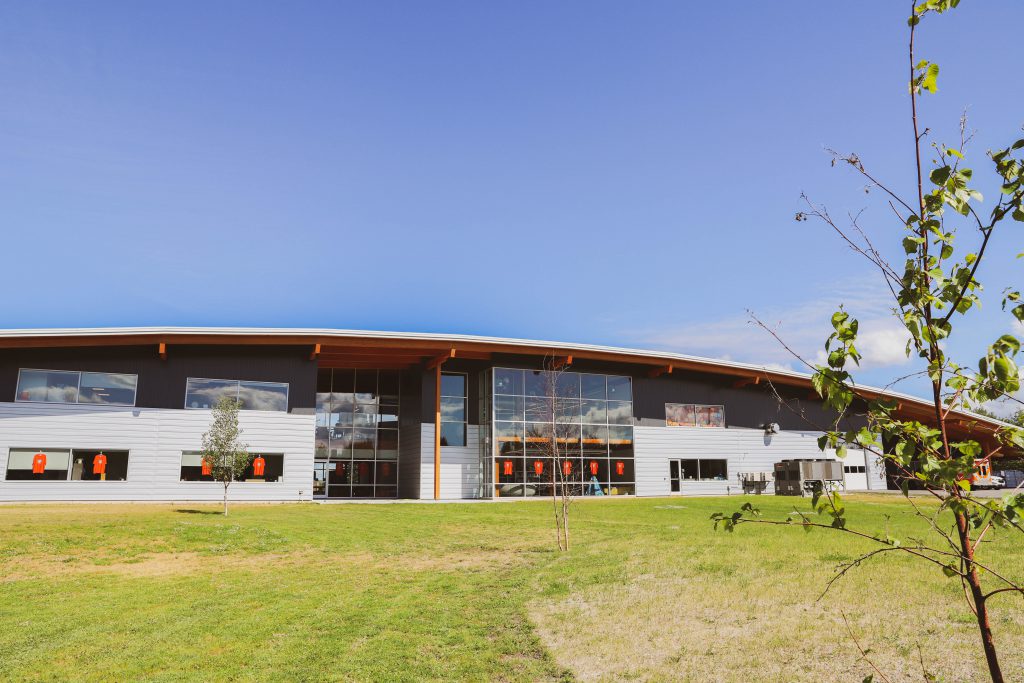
left=0, top=328, right=1005, bottom=502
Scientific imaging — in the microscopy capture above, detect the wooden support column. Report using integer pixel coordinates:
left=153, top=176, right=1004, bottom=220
left=434, top=363, right=441, bottom=500
left=158, top=343, right=167, bottom=360
left=423, top=348, right=455, bottom=500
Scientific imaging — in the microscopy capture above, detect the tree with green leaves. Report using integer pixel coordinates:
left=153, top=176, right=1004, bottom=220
left=200, top=396, right=252, bottom=516
left=713, top=2, right=1024, bottom=681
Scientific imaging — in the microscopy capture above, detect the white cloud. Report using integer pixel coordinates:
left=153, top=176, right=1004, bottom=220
left=633, top=278, right=911, bottom=372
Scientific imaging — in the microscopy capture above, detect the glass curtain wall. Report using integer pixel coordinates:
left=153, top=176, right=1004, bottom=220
left=490, top=368, right=635, bottom=497
left=315, top=369, right=400, bottom=498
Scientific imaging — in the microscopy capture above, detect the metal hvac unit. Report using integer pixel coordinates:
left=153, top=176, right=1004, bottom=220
left=773, top=458, right=844, bottom=496
left=738, top=471, right=771, bottom=494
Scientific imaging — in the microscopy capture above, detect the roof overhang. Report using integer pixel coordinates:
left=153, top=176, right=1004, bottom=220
left=0, top=326, right=1013, bottom=446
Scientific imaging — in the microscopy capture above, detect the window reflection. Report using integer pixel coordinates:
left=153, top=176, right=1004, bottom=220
left=184, top=378, right=236, bottom=409
left=315, top=369, right=402, bottom=498
left=492, top=368, right=634, bottom=497
left=78, top=372, right=138, bottom=406
left=238, top=381, right=288, bottom=412
left=440, top=372, right=467, bottom=448
left=184, top=378, right=289, bottom=412
left=16, top=368, right=138, bottom=406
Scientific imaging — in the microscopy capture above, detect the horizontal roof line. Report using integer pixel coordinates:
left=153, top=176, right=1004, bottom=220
left=0, top=326, right=1011, bottom=430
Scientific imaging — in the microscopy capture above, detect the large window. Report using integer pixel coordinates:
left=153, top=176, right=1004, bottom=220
left=678, top=458, right=728, bottom=481
left=492, top=368, right=635, bottom=497
left=665, top=403, right=725, bottom=428
left=441, top=372, right=467, bottom=447
left=184, top=378, right=289, bottom=411
left=315, top=369, right=400, bottom=498
left=16, top=369, right=138, bottom=406
left=179, top=451, right=284, bottom=482
left=5, top=448, right=129, bottom=481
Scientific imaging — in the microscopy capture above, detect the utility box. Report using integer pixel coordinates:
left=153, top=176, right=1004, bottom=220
left=774, top=458, right=844, bottom=496
left=738, top=471, right=772, bottom=494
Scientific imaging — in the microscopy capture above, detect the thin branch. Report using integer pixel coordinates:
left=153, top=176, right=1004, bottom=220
left=842, top=611, right=894, bottom=683
left=983, top=586, right=1024, bottom=601
left=826, top=148, right=917, bottom=216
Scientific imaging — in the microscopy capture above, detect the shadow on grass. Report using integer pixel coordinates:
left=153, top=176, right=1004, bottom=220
left=174, top=509, right=223, bottom=515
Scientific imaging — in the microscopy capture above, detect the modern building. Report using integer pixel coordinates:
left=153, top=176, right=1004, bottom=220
left=0, top=327, right=1005, bottom=502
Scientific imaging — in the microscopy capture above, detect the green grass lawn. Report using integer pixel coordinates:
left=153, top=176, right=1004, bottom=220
left=0, top=496, right=1021, bottom=682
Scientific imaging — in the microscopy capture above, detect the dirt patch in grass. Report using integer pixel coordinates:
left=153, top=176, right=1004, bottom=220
left=0, top=550, right=334, bottom=582
left=0, top=545, right=534, bottom=583
left=530, top=563, right=1024, bottom=682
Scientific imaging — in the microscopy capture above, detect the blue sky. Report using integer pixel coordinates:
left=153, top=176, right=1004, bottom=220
left=1, top=2, right=1022, bottom=401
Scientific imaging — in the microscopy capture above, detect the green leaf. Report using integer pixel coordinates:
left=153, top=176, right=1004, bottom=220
left=994, top=356, right=1014, bottom=381
left=929, top=165, right=951, bottom=186
left=922, top=62, right=940, bottom=93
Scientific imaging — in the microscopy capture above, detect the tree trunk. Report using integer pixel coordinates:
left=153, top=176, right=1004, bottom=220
left=552, top=458, right=563, bottom=550
left=223, top=482, right=229, bottom=516
left=955, top=510, right=1003, bottom=682
left=562, top=496, right=570, bottom=551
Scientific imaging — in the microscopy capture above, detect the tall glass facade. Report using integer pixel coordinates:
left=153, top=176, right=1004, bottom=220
left=315, top=369, right=400, bottom=498
left=490, top=368, right=635, bottom=498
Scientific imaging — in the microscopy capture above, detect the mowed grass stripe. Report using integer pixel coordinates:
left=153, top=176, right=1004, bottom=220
left=0, top=497, right=1021, bottom=681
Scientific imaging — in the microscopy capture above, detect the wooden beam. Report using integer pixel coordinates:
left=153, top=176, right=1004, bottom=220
left=425, top=348, right=456, bottom=370
left=434, top=363, right=441, bottom=500
left=647, top=364, right=673, bottom=378
left=316, top=361, right=415, bottom=370
left=319, top=353, right=430, bottom=363
left=158, top=343, right=167, bottom=360
left=550, top=355, right=573, bottom=370
left=310, top=343, right=321, bottom=361
left=733, top=376, right=760, bottom=389
left=320, top=346, right=449, bottom=357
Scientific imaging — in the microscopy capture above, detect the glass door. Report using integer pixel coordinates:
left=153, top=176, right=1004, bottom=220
left=313, top=461, right=327, bottom=498
left=669, top=460, right=681, bottom=493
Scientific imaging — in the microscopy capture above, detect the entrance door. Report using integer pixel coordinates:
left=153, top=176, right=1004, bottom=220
left=669, top=460, right=681, bottom=493
left=313, top=461, right=327, bottom=498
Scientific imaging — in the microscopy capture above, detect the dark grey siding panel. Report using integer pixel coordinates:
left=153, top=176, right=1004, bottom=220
left=416, top=359, right=488, bottom=425
left=633, top=372, right=868, bottom=432
left=434, top=354, right=866, bottom=433
left=0, top=345, right=317, bottom=412
left=399, top=369, right=423, bottom=498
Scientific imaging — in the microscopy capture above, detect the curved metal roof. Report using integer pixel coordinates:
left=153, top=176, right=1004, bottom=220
left=0, top=326, right=1011, bottom=434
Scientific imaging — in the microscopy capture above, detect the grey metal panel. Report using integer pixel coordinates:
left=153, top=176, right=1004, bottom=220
left=0, top=402, right=314, bottom=502
left=634, top=425, right=828, bottom=497
left=398, top=418, right=422, bottom=499
left=418, top=423, right=481, bottom=500
left=0, top=345, right=317, bottom=411
left=632, top=373, right=869, bottom=432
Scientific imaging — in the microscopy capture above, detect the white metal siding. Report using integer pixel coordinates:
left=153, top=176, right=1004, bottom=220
left=0, top=402, right=314, bottom=502
left=634, top=426, right=827, bottom=496
left=827, top=447, right=887, bottom=491
left=418, top=423, right=481, bottom=499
